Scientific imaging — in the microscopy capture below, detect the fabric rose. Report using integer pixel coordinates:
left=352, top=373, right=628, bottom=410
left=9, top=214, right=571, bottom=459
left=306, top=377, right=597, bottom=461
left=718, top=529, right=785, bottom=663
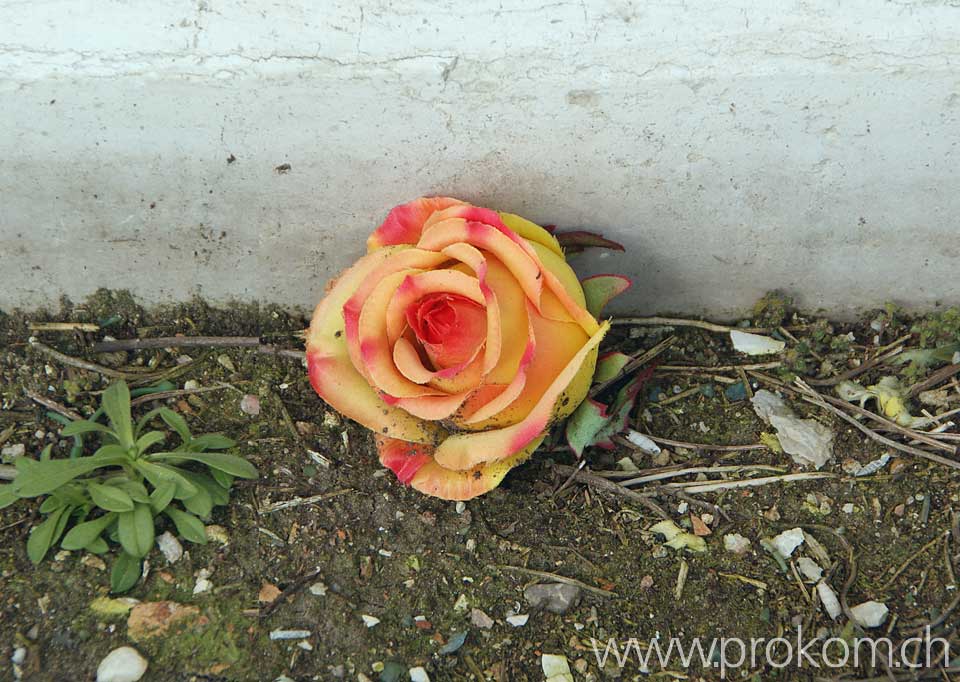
left=306, top=197, right=609, bottom=500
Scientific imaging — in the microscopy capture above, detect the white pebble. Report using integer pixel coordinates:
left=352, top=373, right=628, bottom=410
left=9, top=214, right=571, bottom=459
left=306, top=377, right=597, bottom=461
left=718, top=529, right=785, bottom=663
left=308, top=582, right=327, bottom=596
left=361, top=614, right=380, bottom=628
left=506, top=613, right=529, bottom=627
left=771, top=528, right=805, bottom=558
left=1, top=443, right=25, bottom=458
left=723, top=533, right=751, bottom=555
left=156, top=532, right=183, bottom=564
left=817, top=582, right=842, bottom=620
left=842, top=503, right=855, bottom=514
left=624, top=429, right=661, bottom=454
left=96, top=647, right=148, bottom=682
left=797, top=557, right=823, bottom=582
left=850, top=601, right=889, bottom=628
left=11, top=647, right=26, bottom=665
left=183, top=380, right=199, bottom=391
left=193, top=568, right=212, bottom=594
left=409, top=667, right=431, bottom=682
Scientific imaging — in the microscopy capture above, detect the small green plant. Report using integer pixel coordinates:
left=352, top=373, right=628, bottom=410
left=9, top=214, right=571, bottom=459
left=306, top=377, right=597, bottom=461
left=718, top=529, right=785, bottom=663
left=0, top=381, right=257, bottom=592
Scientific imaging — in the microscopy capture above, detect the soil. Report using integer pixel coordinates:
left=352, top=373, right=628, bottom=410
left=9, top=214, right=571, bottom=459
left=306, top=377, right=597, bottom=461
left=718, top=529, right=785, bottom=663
left=1, top=290, right=959, bottom=682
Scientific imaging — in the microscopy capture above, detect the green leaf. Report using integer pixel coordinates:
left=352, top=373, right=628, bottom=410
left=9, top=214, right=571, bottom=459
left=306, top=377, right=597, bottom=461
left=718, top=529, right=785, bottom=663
left=581, top=275, right=632, bottom=318
left=0, top=484, right=18, bottom=510
left=594, top=352, right=632, bottom=383
left=117, top=504, right=155, bottom=558
left=181, top=485, right=213, bottom=520
left=88, top=482, right=135, bottom=513
left=12, top=455, right=126, bottom=497
left=149, top=480, right=177, bottom=514
left=159, top=408, right=192, bottom=444
left=93, top=444, right=130, bottom=459
left=147, top=452, right=258, bottom=479
left=39, top=496, right=64, bottom=513
left=106, top=478, right=150, bottom=504
left=187, top=434, right=236, bottom=451
left=134, top=461, right=199, bottom=499
left=61, top=512, right=117, bottom=550
left=180, top=471, right=230, bottom=506
left=135, top=431, right=166, bottom=455
left=102, top=382, right=134, bottom=447
left=565, top=399, right=612, bottom=458
left=86, top=537, right=109, bottom=554
left=61, top=420, right=113, bottom=437
left=110, top=552, right=142, bottom=593
left=210, top=468, right=234, bottom=490
left=27, top=507, right=67, bottom=564
left=165, top=507, right=208, bottom=545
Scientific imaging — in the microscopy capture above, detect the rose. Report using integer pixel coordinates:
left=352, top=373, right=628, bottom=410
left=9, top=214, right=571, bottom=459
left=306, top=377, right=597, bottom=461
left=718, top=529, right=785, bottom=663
left=306, top=197, right=609, bottom=500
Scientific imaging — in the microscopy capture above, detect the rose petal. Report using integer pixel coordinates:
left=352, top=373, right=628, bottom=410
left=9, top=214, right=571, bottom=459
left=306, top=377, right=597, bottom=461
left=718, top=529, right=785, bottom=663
left=376, top=434, right=547, bottom=500
left=440, top=243, right=502, bottom=375
left=498, top=212, right=563, bottom=257
left=306, top=248, right=442, bottom=443
left=433, top=320, right=609, bottom=470
left=367, top=197, right=467, bottom=251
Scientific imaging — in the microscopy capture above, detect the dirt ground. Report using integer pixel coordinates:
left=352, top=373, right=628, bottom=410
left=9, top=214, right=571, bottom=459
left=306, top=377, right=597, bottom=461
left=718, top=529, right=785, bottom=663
left=2, top=290, right=960, bottom=682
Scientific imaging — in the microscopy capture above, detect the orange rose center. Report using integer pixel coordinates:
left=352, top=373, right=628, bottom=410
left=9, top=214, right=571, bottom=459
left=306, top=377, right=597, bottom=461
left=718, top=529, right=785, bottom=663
left=407, top=293, right=486, bottom=369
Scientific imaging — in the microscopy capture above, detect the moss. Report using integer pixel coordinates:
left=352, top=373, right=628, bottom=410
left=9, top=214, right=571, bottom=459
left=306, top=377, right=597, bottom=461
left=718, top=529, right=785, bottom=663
left=751, top=291, right=793, bottom=327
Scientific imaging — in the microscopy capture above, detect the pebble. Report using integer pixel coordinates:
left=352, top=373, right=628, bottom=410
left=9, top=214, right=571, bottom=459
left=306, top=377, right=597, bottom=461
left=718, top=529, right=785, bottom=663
left=841, top=503, right=855, bottom=514
left=96, top=647, right=148, bottom=682
left=216, top=354, right=236, bottom=372
left=797, top=557, right=823, bottom=582
left=192, top=568, right=212, bottom=594
left=723, top=533, right=752, bottom=555
left=771, top=528, right=805, bottom=558
left=409, top=667, right=430, bottom=682
left=639, top=575, right=654, bottom=589
left=309, top=582, right=328, bottom=597
left=470, top=608, right=494, bottom=629
left=361, top=614, right=380, bottom=628
left=81, top=555, right=107, bottom=571
left=505, top=613, right=529, bottom=627
left=239, top=394, right=261, bottom=416
left=183, top=380, right=199, bottom=391
left=156, top=532, right=183, bottom=564
left=850, top=601, right=889, bottom=628
left=524, top=583, right=581, bottom=614
left=11, top=647, right=26, bottom=665
left=1, top=443, right=25, bottom=459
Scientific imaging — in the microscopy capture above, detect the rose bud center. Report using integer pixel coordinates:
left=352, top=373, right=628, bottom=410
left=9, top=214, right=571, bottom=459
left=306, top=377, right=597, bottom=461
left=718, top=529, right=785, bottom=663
left=406, top=293, right=486, bottom=369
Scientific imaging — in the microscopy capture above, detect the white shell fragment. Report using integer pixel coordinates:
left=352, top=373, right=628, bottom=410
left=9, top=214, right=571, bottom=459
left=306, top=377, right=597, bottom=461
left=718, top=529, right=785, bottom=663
left=730, top=330, right=786, bottom=355
left=624, top=429, right=661, bottom=454
left=850, top=601, right=889, bottom=628
left=409, top=668, right=431, bottom=682
left=506, top=614, right=529, bottom=627
left=796, top=557, right=823, bottom=583
left=817, top=582, right=842, bottom=620
left=771, top=528, right=805, bottom=557
left=361, top=615, right=380, bottom=628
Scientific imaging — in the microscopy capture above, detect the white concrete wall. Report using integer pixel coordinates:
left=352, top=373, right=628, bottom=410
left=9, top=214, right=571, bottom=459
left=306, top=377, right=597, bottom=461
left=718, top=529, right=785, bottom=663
left=1, top=0, right=958, bottom=317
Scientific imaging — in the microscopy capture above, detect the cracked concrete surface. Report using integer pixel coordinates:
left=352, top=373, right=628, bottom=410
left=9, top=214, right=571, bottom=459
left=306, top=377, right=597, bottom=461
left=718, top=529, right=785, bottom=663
left=1, top=0, right=959, bottom=315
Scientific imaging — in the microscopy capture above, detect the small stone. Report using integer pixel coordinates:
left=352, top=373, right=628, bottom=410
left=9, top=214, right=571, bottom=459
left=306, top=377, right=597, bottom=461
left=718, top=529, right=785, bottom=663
left=850, top=601, right=889, bottom=628
left=81, top=555, right=107, bottom=571
left=11, top=647, right=26, bottom=665
left=771, top=528, right=805, bottom=558
left=25, top=625, right=39, bottom=641
left=542, top=653, right=574, bottom=682
left=796, top=557, right=823, bottom=583
left=690, top=514, right=712, bottom=536
left=156, top=532, right=183, bottom=564
left=842, top=503, right=855, bottom=514
left=841, top=458, right=863, bottom=475
left=193, top=568, right=212, bottom=594
left=183, top=380, right=199, bottom=391
left=764, top=506, right=781, bottom=522
left=239, top=394, right=261, bottom=416
left=127, top=601, right=206, bottom=641
left=470, top=608, right=494, bottom=629
left=1, top=443, right=25, bottom=459
left=204, top=525, right=229, bottom=544
left=723, top=533, right=751, bottom=555
left=409, top=667, right=430, bottom=682
left=96, top=647, right=148, bottom=682
left=465, top=539, right=476, bottom=552
left=309, top=582, right=328, bottom=597
left=505, top=613, right=529, bottom=627
left=361, top=614, right=380, bottom=628
left=453, top=594, right=469, bottom=611
left=455, top=501, right=466, bottom=514
left=216, top=354, right=236, bottom=372
left=524, top=583, right=581, bottom=614
left=639, top=575, right=654, bottom=589
left=258, top=582, right=282, bottom=603
left=893, top=504, right=906, bottom=517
